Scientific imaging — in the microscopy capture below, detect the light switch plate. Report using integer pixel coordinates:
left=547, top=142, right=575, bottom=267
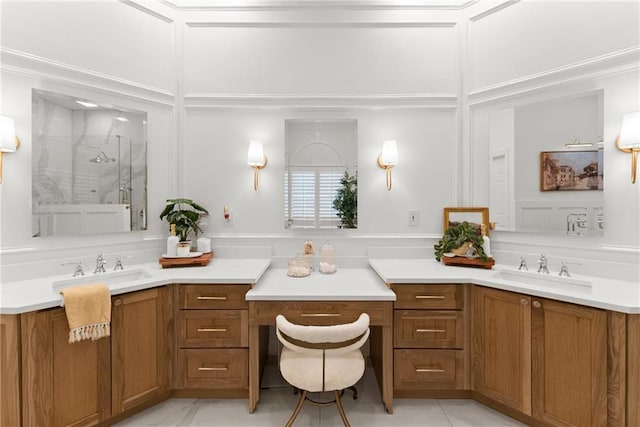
left=408, top=209, right=419, bottom=226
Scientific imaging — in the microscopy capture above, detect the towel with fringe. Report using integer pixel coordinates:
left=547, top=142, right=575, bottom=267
left=59, top=284, right=111, bottom=343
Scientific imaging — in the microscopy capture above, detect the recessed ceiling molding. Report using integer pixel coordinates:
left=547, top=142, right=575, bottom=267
left=162, top=0, right=477, bottom=11
left=183, top=93, right=458, bottom=110
left=469, top=0, right=520, bottom=22
left=1, top=48, right=176, bottom=108
left=185, top=21, right=457, bottom=28
left=468, top=46, right=640, bottom=107
left=118, top=0, right=175, bottom=23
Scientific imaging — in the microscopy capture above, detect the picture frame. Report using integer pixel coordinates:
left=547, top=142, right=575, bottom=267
left=540, top=150, right=603, bottom=192
left=443, top=207, right=489, bottom=236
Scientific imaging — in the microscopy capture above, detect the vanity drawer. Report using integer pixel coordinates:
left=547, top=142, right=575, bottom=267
left=249, top=301, right=390, bottom=326
left=178, top=310, right=248, bottom=348
left=179, top=284, right=250, bottom=310
left=394, top=349, right=464, bottom=390
left=392, top=284, right=463, bottom=310
left=178, top=348, right=248, bottom=389
left=394, top=310, right=464, bottom=349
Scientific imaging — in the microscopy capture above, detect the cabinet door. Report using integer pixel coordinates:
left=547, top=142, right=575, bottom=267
left=21, top=309, right=111, bottom=427
left=472, top=287, right=531, bottom=415
left=111, top=287, right=171, bottom=415
left=531, top=298, right=607, bottom=426
left=1, top=315, right=21, bottom=427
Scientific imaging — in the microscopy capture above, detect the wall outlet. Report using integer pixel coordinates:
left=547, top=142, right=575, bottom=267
left=408, top=209, right=419, bottom=226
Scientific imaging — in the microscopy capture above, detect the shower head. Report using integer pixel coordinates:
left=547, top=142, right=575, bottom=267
left=89, top=151, right=116, bottom=163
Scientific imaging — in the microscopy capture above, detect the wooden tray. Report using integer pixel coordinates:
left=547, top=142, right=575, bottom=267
left=442, top=255, right=494, bottom=269
left=159, top=251, right=213, bottom=268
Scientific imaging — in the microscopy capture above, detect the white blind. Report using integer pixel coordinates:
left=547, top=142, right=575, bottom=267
left=285, top=168, right=342, bottom=229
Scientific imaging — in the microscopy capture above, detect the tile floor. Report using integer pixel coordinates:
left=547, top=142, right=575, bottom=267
left=114, top=363, right=527, bottom=427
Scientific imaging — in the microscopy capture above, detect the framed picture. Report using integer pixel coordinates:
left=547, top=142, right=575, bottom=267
left=540, top=150, right=602, bottom=191
left=443, top=207, right=489, bottom=236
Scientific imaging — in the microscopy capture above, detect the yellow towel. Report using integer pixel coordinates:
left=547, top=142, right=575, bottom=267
left=59, top=284, right=111, bottom=343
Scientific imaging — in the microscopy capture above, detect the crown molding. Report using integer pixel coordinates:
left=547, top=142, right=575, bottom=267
left=0, top=48, right=176, bottom=108
left=161, top=0, right=478, bottom=11
left=468, top=46, right=640, bottom=106
left=185, top=21, right=456, bottom=28
left=468, top=0, right=520, bottom=22
left=183, top=93, right=458, bottom=110
left=118, top=0, right=175, bottom=23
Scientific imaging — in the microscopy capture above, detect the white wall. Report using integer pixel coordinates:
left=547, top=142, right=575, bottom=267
left=184, top=25, right=458, bottom=95
left=1, top=0, right=175, bottom=92
left=470, top=0, right=639, bottom=90
left=184, top=108, right=457, bottom=235
left=1, top=0, right=639, bottom=283
left=467, top=0, right=640, bottom=280
left=0, top=1, right=176, bottom=281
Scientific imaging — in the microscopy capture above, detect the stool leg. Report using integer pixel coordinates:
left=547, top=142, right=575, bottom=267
left=285, top=390, right=307, bottom=427
left=334, top=390, right=351, bottom=427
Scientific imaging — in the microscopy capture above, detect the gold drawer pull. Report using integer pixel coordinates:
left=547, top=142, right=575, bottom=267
left=415, top=295, right=445, bottom=299
left=196, top=296, right=227, bottom=301
left=197, top=328, right=227, bottom=332
left=300, top=313, right=341, bottom=317
left=198, top=366, right=228, bottom=371
left=416, top=329, right=446, bottom=333
left=416, top=368, right=445, bottom=373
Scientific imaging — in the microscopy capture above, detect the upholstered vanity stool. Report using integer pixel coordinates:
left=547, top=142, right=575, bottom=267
left=275, top=313, right=370, bottom=427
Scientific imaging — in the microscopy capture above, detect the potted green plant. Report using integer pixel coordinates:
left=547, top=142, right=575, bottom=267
left=159, top=198, right=210, bottom=245
left=332, top=171, right=357, bottom=229
left=434, top=221, right=488, bottom=262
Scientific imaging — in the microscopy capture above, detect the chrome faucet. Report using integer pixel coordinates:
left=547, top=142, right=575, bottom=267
left=518, top=257, right=528, bottom=271
left=113, top=257, right=124, bottom=271
left=537, top=254, right=550, bottom=274
left=94, top=254, right=107, bottom=274
left=63, top=261, right=85, bottom=277
left=558, top=261, right=570, bottom=277
left=566, top=213, right=587, bottom=236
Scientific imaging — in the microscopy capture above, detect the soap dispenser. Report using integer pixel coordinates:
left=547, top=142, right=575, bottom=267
left=166, top=224, right=178, bottom=256
left=481, top=224, right=491, bottom=258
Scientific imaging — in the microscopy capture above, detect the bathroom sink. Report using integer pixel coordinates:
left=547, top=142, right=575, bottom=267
left=53, top=268, right=152, bottom=292
left=491, top=269, right=592, bottom=288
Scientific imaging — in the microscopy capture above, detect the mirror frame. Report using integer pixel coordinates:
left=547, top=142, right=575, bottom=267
left=443, top=207, right=490, bottom=236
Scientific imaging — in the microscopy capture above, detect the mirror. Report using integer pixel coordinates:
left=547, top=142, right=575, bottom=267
left=443, top=207, right=490, bottom=236
left=488, top=91, right=604, bottom=236
left=32, top=89, right=147, bottom=237
left=284, top=119, right=357, bottom=230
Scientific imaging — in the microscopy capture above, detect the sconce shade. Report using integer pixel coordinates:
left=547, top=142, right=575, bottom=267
left=247, top=140, right=266, bottom=166
left=617, top=111, right=640, bottom=184
left=618, top=112, right=640, bottom=149
left=377, top=139, right=398, bottom=191
left=380, top=140, right=398, bottom=166
left=247, top=140, right=267, bottom=191
left=0, top=116, right=18, bottom=152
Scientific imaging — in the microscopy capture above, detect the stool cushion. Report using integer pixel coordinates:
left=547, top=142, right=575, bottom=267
left=280, top=348, right=365, bottom=393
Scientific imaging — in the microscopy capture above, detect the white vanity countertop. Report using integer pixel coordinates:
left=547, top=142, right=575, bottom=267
left=369, top=258, right=640, bottom=314
left=246, top=268, right=396, bottom=301
left=0, top=258, right=272, bottom=314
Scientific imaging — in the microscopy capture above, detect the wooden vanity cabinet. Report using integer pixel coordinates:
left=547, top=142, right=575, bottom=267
left=20, top=308, right=111, bottom=427
left=1, top=315, right=21, bottom=427
left=472, top=286, right=608, bottom=426
left=391, top=284, right=469, bottom=396
left=472, top=286, right=531, bottom=415
left=531, top=297, right=607, bottom=426
left=111, top=287, right=172, bottom=416
left=175, top=284, right=250, bottom=395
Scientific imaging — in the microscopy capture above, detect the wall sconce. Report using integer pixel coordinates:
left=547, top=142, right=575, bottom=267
left=247, top=140, right=267, bottom=191
left=377, top=140, right=398, bottom=191
left=0, top=116, right=20, bottom=184
left=616, top=112, right=640, bottom=184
